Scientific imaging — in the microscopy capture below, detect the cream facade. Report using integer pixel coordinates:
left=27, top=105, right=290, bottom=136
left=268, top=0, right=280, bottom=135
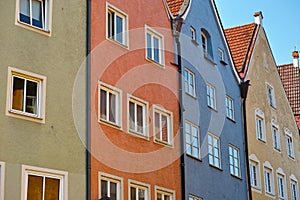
left=0, top=0, right=87, bottom=199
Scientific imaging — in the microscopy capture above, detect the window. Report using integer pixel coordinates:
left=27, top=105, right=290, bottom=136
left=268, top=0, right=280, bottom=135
left=272, top=124, right=280, bottom=151
left=201, top=29, right=213, bottom=59
left=285, top=128, right=295, bottom=158
left=206, top=83, right=216, bottom=109
left=154, top=106, right=173, bottom=146
left=226, top=96, right=234, bottom=120
left=255, top=109, right=266, bottom=142
left=99, top=172, right=122, bottom=200
left=129, top=180, right=150, bottom=200
left=185, top=121, right=200, bottom=159
left=190, top=26, right=196, bottom=41
left=128, top=95, right=148, bottom=137
left=146, top=26, right=164, bottom=65
left=208, top=133, right=221, bottom=168
left=188, top=195, right=202, bottom=200
left=17, top=0, right=52, bottom=32
left=7, top=67, right=46, bottom=122
left=290, top=178, right=299, bottom=200
left=266, top=84, right=276, bottom=108
left=229, top=145, right=240, bottom=177
left=98, top=82, right=122, bottom=127
left=218, top=48, right=224, bottom=62
left=0, top=162, right=4, bottom=200
left=250, top=160, right=260, bottom=188
left=22, top=165, right=67, bottom=200
left=155, top=186, right=174, bottom=200
left=183, top=68, right=196, bottom=97
left=107, top=4, right=128, bottom=46
left=263, top=163, right=274, bottom=195
left=277, top=172, right=286, bottom=199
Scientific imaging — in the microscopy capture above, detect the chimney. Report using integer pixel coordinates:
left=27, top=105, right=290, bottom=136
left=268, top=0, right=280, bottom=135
left=292, top=50, right=299, bottom=68
left=254, top=11, right=263, bottom=26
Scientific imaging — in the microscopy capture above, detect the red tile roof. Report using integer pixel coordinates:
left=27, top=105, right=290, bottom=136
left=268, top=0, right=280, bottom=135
left=278, top=63, right=300, bottom=116
left=295, top=116, right=300, bottom=130
left=224, top=23, right=258, bottom=78
left=165, top=0, right=184, bottom=17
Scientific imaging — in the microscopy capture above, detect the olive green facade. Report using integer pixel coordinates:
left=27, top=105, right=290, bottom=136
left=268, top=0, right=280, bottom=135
left=0, top=0, right=87, bottom=199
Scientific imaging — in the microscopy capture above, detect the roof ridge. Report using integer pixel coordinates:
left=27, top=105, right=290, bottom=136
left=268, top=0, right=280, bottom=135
left=225, top=22, right=255, bottom=30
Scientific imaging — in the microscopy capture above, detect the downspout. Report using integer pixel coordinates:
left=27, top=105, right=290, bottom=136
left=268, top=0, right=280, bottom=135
left=240, top=80, right=252, bottom=200
left=86, top=0, right=91, bottom=199
left=172, top=18, right=185, bottom=200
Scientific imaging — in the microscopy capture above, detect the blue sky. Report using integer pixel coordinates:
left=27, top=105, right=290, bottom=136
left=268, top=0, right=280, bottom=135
left=214, top=0, right=300, bottom=65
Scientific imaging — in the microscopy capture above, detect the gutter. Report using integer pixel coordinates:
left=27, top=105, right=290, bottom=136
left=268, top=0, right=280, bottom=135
left=240, top=80, right=252, bottom=200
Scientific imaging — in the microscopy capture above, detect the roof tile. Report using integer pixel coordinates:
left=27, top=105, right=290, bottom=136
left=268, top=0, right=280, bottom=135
left=166, top=0, right=184, bottom=16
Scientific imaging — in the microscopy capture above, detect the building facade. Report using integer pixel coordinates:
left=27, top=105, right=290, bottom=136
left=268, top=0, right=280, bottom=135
left=166, top=0, right=248, bottom=199
left=90, top=0, right=181, bottom=199
left=225, top=12, right=300, bottom=200
left=0, top=0, right=87, bottom=199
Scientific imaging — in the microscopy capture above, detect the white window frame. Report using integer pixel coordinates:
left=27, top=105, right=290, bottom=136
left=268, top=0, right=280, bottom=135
left=208, top=133, right=221, bottom=169
left=276, top=169, right=287, bottom=200
left=98, top=81, right=122, bottom=127
left=263, top=162, right=275, bottom=196
left=183, top=68, right=196, bottom=97
left=249, top=154, right=261, bottom=191
left=15, top=0, right=52, bottom=34
left=255, top=109, right=266, bottom=142
left=229, top=145, right=240, bottom=178
left=0, top=162, right=5, bottom=200
left=190, top=26, right=196, bottom=41
left=99, top=172, right=123, bottom=200
left=226, top=96, right=234, bottom=120
left=218, top=48, right=224, bottom=62
left=153, top=105, right=173, bottom=146
left=106, top=3, right=128, bottom=47
left=201, top=32, right=207, bottom=53
left=185, top=121, right=200, bottom=159
left=127, top=94, right=148, bottom=138
left=266, top=83, right=276, bottom=108
left=285, top=128, right=295, bottom=159
left=6, top=67, right=46, bottom=123
left=271, top=120, right=281, bottom=151
left=206, top=83, right=216, bottom=110
left=128, top=179, right=150, bottom=200
left=145, top=25, right=165, bottom=66
left=188, top=194, right=202, bottom=200
left=290, top=175, right=299, bottom=200
left=21, top=165, right=68, bottom=200
left=155, top=186, right=175, bottom=200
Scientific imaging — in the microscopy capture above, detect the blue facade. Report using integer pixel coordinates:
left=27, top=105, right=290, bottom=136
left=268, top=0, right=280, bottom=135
left=174, top=0, right=248, bottom=199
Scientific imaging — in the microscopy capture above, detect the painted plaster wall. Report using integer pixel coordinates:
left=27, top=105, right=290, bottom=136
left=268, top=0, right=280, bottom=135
left=90, top=1, right=181, bottom=200
left=0, top=0, right=87, bottom=199
left=246, top=28, right=300, bottom=199
left=178, top=0, right=248, bottom=199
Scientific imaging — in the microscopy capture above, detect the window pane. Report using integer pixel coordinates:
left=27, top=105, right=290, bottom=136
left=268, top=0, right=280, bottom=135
left=12, top=77, right=25, bottom=111
left=20, top=0, right=30, bottom=24
left=147, top=33, right=152, bottom=59
left=130, top=187, right=136, bottom=200
left=110, top=182, right=117, bottom=200
left=161, top=115, right=168, bottom=142
left=157, top=193, right=162, bottom=200
left=101, top=180, right=108, bottom=198
left=153, top=37, right=159, bottom=62
left=184, top=70, right=188, bottom=92
left=129, top=102, right=135, bottom=130
left=107, top=11, right=113, bottom=38
left=44, top=177, right=60, bottom=200
left=27, top=175, right=43, bottom=200
left=25, top=80, right=38, bottom=114
left=116, top=15, right=123, bottom=43
left=109, top=93, right=116, bottom=123
left=155, top=112, right=160, bottom=138
left=32, top=0, right=43, bottom=28
left=137, top=104, right=143, bottom=133
left=138, top=188, right=145, bottom=200
left=100, top=89, right=107, bottom=120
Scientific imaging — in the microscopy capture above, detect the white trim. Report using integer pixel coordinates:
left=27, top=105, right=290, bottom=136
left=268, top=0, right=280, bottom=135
left=266, top=83, right=276, bottom=109
left=271, top=120, right=281, bottom=151
left=276, top=169, right=287, bottom=199
left=155, top=185, right=175, bottom=200
left=6, top=67, right=47, bottom=123
left=225, top=95, right=235, bottom=120
left=263, top=161, right=275, bottom=196
left=249, top=154, right=261, bottom=191
left=0, top=162, right=5, bottom=200
left=128, top=179, right=150, bottom=200
left=98, top=172, right=123, bottom=200
left=184, top=120, right=200, bottom=159
left=208, top=133, right=221, bottom=169
left=284, top=128, right=295, bottom=159
left=290, top=176, right=299, bottom=200
left=206, top=83, right=216, bottom=110
left=21, top=165, right=68, bottom=200
left=228, top=144, right=240, bottom=178
left=183, top=68, right=196, bottom=97
left=255, top=108, right=266, bottom=142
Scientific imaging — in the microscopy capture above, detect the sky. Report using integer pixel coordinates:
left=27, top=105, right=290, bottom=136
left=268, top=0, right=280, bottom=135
left=214, top=0, right=300, bottom=65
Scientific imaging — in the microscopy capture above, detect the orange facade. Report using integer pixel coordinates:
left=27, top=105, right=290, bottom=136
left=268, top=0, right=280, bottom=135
left=90, top=0, right=181, bottom=199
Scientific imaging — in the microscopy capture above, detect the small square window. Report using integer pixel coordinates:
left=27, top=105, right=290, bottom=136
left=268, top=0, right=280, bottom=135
left=183, top=68, right=196, bottom=97
left=128, top=95, right=148, bottom=137
left=146, top=26, right=164, bottom=65
left=226, top=96, right=234, bottom=120
left=129, top=180, right=150, bottom=200
left=98, top=82, right=122, bottom=127
left=229, top=145, right=240, bottom=177
left=266, top=84, right=276, bottom=108
left=206, top=83, right=216, bottom=110
left=7, top=67, right=46, bottom=122
left=99, top=172, right=122, bottom=200
left=17, top=0, right=52, bottom=33
left=208, top=133, right=221, bottom=168
left=155, top=186, right=175, bottom=200
left=22, top=165, right=67, bottom=200
left=153, top=106, right=173, bottom=146
left=185, top=121, right=200, bottom=159
left=107, top=4, right=128, bottom=46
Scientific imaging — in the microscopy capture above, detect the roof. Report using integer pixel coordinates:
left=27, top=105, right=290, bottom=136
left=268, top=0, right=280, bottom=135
left=278, top=63, right=300, bottom=116
left=224, top=23, right=258, bottom=78
left=295, top=116, right=300, bottom=130
left=165, top=0, right=185, bottom=17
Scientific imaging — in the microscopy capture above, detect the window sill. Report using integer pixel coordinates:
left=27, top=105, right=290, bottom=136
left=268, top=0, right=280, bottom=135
left=16, top=21, right=51, bottom=36
left=99, top=119, right=122, bottom=130
left=128, top=130, right=149, bottom=141
left=230, top=173, right=242, bottom=180
left=185, top=92, right=197, bottom=100
left=257, top=138, right=266, bottom=143
left=226, top=116, right=235, bottom=123
left=273, top=148, right=281, bottom=153
left=251, top=187, right=262, bottom=194
left=186, top=153, right=202, bottom=161
left=204, top=53, right=216, bottom=65
left=106, top=37, right=129, bottom=50
left=7, top=109, right=44, bottom=123
left=209, top=164, right=222, bottom=171
left=191, top=39, right=199, bottom=46
left=154, top=139, right=173, bottom=148
left=208, top=105, right=217, bottom=112
left=146, top=58, right=165, bottom=69
left=265, top=192, right=275, bottom=199
left=220, top=60, right=228, bottom=65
